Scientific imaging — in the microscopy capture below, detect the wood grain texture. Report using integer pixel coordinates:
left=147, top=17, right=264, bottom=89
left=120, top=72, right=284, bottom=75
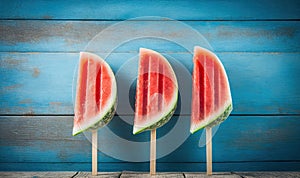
left=0, top=0, right=299, bottom=20
left=0, top=172, right=299, bottom=178
left=75, top=172, right=121, bottom=178
left=236, top=172, right=300, bottom=178
left=185, top=172, right=240, bottom=178
left=1, top=0, right=300, bottom=172
left=1, top=52, right=299, bottom=115
left=0, top=172, right=77, bottom=178
left=1, top=162, right=300, bottom=172
left=121, top=171, right=184, bottom=178
left=0, top=116, right=299, bottom=164
left=0, top=21, right=299, bottom=52
left=74, top=171, right=121, bottom=178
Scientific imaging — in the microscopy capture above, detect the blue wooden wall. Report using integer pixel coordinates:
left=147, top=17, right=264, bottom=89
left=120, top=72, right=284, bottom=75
left=0, top=0, right=300, bottom=172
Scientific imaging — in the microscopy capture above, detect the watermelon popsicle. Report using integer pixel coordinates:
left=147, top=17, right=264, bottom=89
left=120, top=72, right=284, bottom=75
left=191, top=46, right=232, bottom=175
left=73, top=52, right=117, bottom=175
left=134, top=48, right=178, bottom=175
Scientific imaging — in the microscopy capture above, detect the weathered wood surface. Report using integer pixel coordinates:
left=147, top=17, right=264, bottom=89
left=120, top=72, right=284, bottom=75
left=1, top=52, right=299, bottom=115
left=185, top=172, right=240, bottom=178
left=120, top=171, right=184, bottom=178
left=185, top=172, right=300, bottom=178
left=0, top=0, right=299, bottom=20
left=75, top=172, right=121, bottom=178
left=0, top=171, right=77, bottom=178
left=1, top=162, right=300, bottom=172
left=0, top=172, right=299, bottom=178
left=0, top=21, right=299, bottom=52
left=0, top=116, right=299, bottom=170
left=0, top=0, right=299, bottom=173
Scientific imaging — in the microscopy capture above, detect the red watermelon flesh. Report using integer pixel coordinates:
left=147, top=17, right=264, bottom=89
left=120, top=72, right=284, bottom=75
left=73, top=52, right=117, bottom=136
left=133, top=48, right=178, bottom=134
left=191, top=46, right=232, bottom=133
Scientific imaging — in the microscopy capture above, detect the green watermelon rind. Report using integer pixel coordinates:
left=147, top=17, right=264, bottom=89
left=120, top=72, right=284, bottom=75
left=133, top=95, right=178, bottom=135
left=133, top=48, right=178, bottom=135
left=72, top=98, right=117, bottom=136
left=89, top=100, right=117, bottom=130
left=73, top=52, right=117, bottom=136
left=190, top=103, right=232, bottom=134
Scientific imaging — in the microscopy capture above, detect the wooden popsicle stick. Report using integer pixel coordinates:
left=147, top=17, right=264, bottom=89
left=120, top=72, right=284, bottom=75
left=150, top=129, right=156, bottom=175
left=92, top=130, right=98, bottom=176
left=206, top=127, right=212, bottom=176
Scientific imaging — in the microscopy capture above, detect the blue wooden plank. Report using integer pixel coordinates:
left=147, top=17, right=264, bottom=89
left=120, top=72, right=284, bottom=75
left=0, top=0, right=299, bottom=20
left=0, top=0, right=298, bottom=174
left=1, top=162, right=300, bottom=172
left=0, top=116, right=299, bottom=163
left=1, top=52, right=299, bottom=115
left=0, top=21, right=299, bottom=52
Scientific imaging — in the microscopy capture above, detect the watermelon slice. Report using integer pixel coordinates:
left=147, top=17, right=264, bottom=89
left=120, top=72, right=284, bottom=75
left=73, top=52, right=117, bottom=136
left=191, top=46, right=232, bottom=134
left=133, top=48, right=178, bottom=134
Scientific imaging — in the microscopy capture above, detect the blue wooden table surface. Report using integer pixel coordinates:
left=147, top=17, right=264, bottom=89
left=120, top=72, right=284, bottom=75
left=0, top=0, right=300, bottom=172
